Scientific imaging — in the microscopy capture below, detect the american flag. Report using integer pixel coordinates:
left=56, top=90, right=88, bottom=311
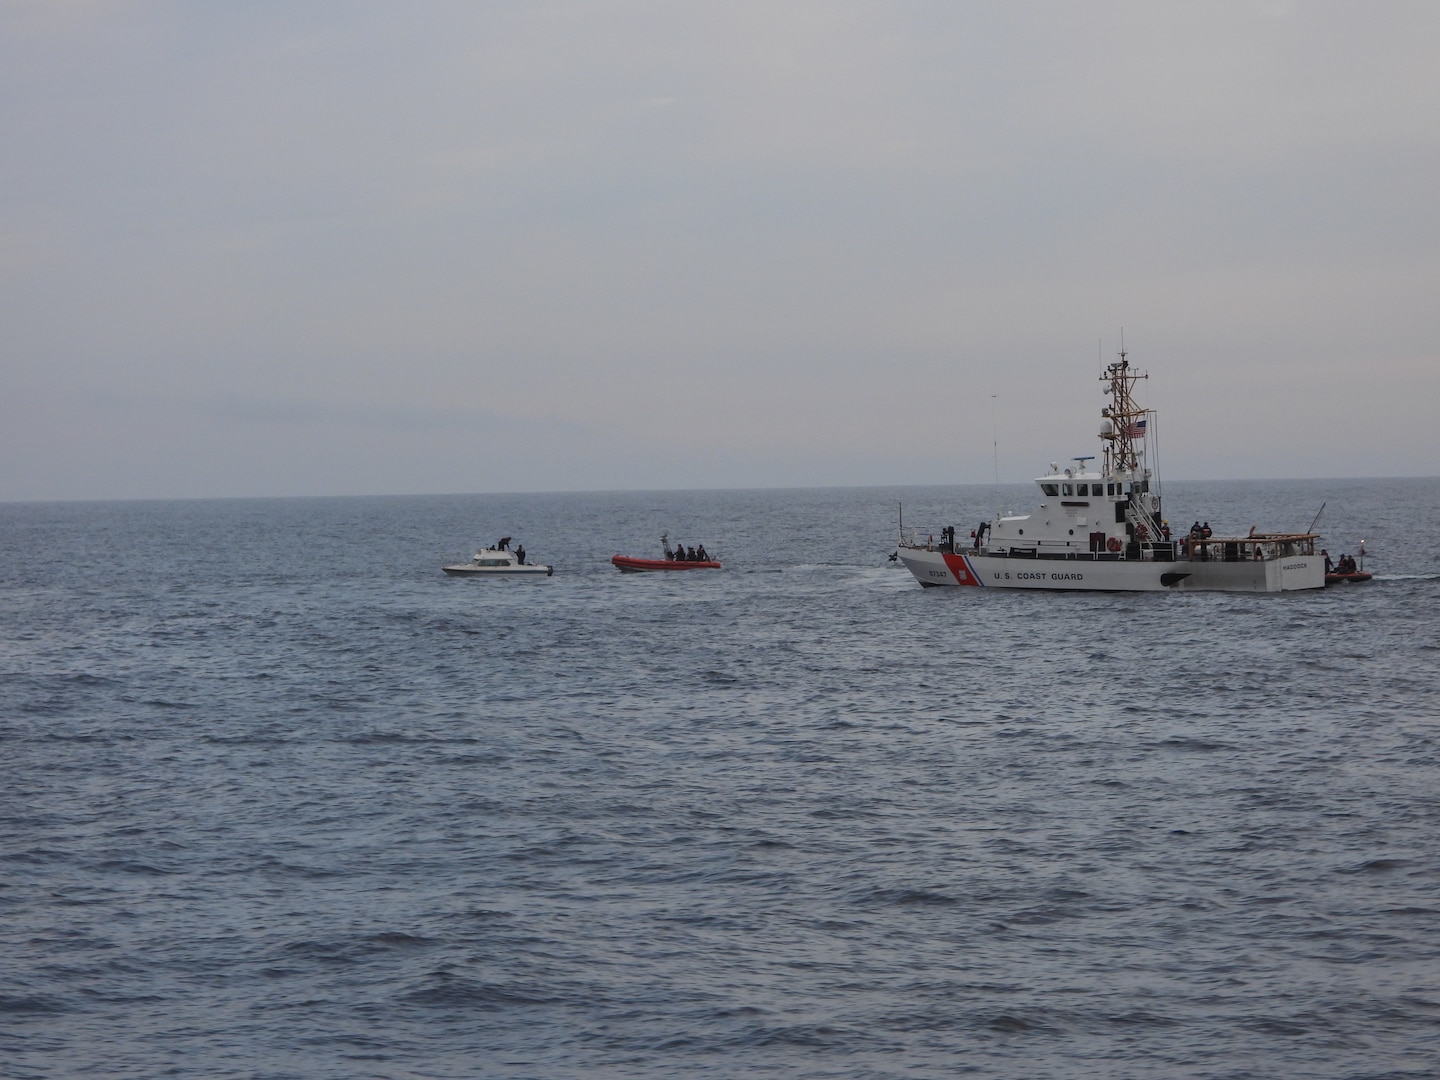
left=1122, top=418, right=1147, bottom=438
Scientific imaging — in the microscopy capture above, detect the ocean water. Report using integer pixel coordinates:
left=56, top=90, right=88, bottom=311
left=3, top=478, right=1439, bottom=1079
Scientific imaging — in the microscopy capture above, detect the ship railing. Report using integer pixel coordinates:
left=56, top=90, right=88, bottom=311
left=1181, top=532, right=1318, bottom=563
left=1183, top=538, right=1268, bottom=563
left=900, top=526, right=979, bottom=553
left=1017, top=541, right=1144, bottom=560
left=1127, top=507, right=1165, bottom=549
left=898, top=526, right=944, bottom=550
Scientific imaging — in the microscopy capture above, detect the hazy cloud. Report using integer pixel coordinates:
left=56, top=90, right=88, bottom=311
left=3, top=1, right=1438, bottom=499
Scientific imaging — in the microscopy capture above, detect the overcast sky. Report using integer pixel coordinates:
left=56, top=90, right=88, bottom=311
left=3, top=1, right=1437, bottom=501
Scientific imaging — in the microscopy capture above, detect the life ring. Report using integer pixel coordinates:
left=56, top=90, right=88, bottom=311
left=1106, top=537, right=1122, bottom=553
left=1135, top=524, right=1149, bottom=541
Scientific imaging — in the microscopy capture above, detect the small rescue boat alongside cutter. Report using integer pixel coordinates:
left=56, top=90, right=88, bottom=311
left=612, top=534, right=721, bottom=572
left=1325, top=545, right=1373, bottom=585
left=895, top=350, right=1325, bottom=592
left=1326, top=570, right=1373, bottom=585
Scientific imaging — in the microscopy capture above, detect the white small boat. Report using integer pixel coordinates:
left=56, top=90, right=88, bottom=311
left=442, top=546, right=553, bottom=577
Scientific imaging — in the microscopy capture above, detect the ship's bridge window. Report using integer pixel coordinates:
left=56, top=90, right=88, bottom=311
left=1041, top=483, right=1059, bottom=496
left=1106, top=483, right=1116, bottom=496
left=1062, top=484, right=1073, bottom=496
left=1077, top=483, right=1090, bottom=496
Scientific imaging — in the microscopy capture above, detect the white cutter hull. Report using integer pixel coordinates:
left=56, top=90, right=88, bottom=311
left=898, top=547, right=1323, bottom=592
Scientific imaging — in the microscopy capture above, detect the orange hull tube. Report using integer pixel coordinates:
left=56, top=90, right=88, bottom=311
left=611, top=555, right=721, bottom=572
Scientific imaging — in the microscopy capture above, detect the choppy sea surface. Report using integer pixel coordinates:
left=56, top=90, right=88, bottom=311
left=3, top=478, right=1439, bottom=1079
